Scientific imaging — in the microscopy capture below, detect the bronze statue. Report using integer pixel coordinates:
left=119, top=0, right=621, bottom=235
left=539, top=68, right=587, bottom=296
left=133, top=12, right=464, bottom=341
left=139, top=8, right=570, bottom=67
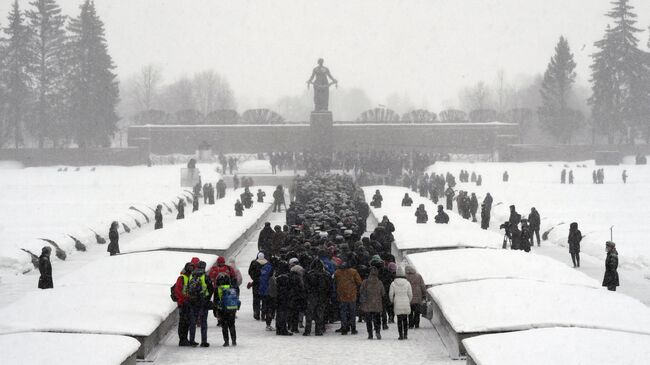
left=306, top=58, right=337, bottom=112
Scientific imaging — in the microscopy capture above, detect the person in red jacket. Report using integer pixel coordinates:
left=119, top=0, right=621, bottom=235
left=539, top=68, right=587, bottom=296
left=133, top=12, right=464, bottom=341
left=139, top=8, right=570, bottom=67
left=209, top=257, right=234, bottom=285
left=175, top=262, right=194, bottom=346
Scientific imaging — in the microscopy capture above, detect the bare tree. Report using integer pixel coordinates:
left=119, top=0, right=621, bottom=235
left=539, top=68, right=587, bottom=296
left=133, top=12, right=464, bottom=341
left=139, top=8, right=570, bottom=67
left=192, top=70, right=235, bottom=115
left=460, top=81, right=493, bottom=111
left=134, top=64, right=161, bottom=111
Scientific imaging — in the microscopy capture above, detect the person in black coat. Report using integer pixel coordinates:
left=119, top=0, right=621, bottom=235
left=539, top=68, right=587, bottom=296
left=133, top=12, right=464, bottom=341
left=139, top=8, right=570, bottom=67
left=274, top=261, right=292, bottom=335
left=258, top=222, right=275, bottom=254
left=414, top=204, right=428, bottom=224
left=371, top=190, right=383, bottom=208
left=434, top=205, right=449, bottom=224
left=469, top=193, right=479, bottom=222
left=38, top=246, right=53, bottom=289
left=107, top=221, right=120, bottom=256
left=257, top=189, right=266, bottom=203
left=304, top=259, right=331, bottom=336
left=444, top=187, right=454, bottom=210
left=234, top=200, right=244, bottom=216
left=401, top=193, right=413, bottom=207
left=154, top=204, right=163, bottom=230
left=176, top=199, right=185, bottom=219
left=287, top=265, right=306, bottom=333
left=603, top=241, right=619, bottom=291
left=568, top=222, right=582, bottom=267
left=480, top=203, right=490, bottom=229
left=528, top=207, right=541, bottom=246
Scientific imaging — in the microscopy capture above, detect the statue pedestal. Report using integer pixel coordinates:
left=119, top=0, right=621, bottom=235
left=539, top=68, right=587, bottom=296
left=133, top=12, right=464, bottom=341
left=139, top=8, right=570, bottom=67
left=310, top=111, right=334, bottom=156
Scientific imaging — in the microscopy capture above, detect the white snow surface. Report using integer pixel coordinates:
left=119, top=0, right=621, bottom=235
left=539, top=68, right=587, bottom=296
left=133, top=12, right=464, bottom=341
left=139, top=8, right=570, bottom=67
left=407, top=248, right=599, bottom=287
left=429, top=278, right=650, bottom=334
left=0, top=332, right=140, bottom=365
left=0, top=164, right=221, bottom=275
left=0, top=282, right=173, bottom=336
left=121, top=186, right=274, bottom=253
left=237, top=159, right=272, bottom=174
left=426, top=161, right=650, bottom=276
left=58, top=251, right=218, bottom=287
left=363, top=186, right=502, bottom=250
left=463, top=328, right=650, bottom=365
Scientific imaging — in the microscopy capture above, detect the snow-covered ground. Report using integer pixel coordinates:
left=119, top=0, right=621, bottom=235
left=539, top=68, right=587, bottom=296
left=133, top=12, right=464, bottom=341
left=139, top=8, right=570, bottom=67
left=363, top=186, right=503, bottom=251
left=406, top=248, right=599, bottom=287
left=122, top=187, right=273, bottom=253
left=463, top=327, right=650, bottom=365
left=429, top=278, right=650, bottom=334
left=238, top=159, right=273, bottom=174
left=1, top=332, right=140, bottom=365
left=0, top=163, right=220, bottom=275
left=426, top=160, right=650, bottom=277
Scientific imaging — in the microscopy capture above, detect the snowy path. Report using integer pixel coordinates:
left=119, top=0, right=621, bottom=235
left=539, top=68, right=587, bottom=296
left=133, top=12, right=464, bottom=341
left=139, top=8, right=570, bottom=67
left=151, top=210, right=456, bottom=365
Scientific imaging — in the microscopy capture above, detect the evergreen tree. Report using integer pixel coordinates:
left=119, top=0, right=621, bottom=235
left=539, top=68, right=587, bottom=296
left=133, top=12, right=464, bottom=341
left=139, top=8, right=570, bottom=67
left=66, top=0, right=119, bottom=147
left=2, top=0, right=34, bottom=148
left=539, top=36, right=582, bottom=143
left=0, top=21, right=6, bottom=146
left=589, top=0, right=648, bottom=144
left=26, top=0, right=67, bottom=147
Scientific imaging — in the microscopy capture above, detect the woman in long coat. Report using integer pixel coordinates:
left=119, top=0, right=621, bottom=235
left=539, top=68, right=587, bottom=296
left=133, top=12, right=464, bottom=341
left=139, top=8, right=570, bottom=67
left=360, top=267, right=385, bottom=339
left=389, top=266, right=412, bottom=340
left=568, top=222, right=582, bottom=267
left=38, top=246, right=53, bottom=289
left=603, top=241, right=619, bottom=291
left=107, top=221, right=120, bottom=256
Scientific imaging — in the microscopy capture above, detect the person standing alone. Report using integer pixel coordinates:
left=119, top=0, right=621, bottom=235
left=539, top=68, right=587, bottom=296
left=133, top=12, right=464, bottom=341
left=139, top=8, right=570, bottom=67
left=603, top=241, right=619, bottom=291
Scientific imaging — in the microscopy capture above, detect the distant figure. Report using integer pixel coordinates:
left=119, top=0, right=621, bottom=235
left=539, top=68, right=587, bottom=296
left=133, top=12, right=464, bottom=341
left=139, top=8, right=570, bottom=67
left=38, top=246, right=53, bottom=289
left=176, top=199, right=185, bottom=219
left=401, top=193, right=413, bottom=207
left=502, top=171, right=509, bottom=182
left=235, top=200, right=244, bottom=216
left=597, top=168, right=604, bottom=184
left=208, top=183, right=215, bottom=204
left=257, top=189, right=266, bottom=203
left=568, top=170, right=574, bottom=184
left=187, top=158, right=197, bottom=169
left=107, top=221, right=120, bottom=256
left=414, top=204, right=428, bottom=224
left=469, top=193, right=478, bottom=222
left=444, top=187, right=454, bottom=210
left=480, top=203, right=490, bottom=229
left=155, top=204, right=163, bottom=230
left=371, top=189, right=383, bottom=208
left=603, top=241, right=619, bottom=291
left=434, top=205, right=449, bottom=224
left=560, top=169, right=566, bottom=184
left=622, top=170, right=627, bottom=184
left=192, top=194, right=199, bottom=212
left=592, top=170, right=597, bottom=184
left=233, top=175, right=240, bottom=190
left=476, top=175, right=482, bottom=186
left=520, top=219, right=531, bottom=252
left=470, top=171, right=476, bottom=183
left=216, top=179, right=227, bottom=199
left=272, top=185, right=285, bottom=212
left=483, top=193, right=493, bottom=212
left=528, top=207, right=541, bottom=247
left=568, top=222, right=582, bottom=268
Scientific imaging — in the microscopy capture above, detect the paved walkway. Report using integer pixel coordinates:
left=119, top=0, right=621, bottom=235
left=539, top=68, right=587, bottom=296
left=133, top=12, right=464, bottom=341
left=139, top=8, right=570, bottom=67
left=151, top=209, right=456, bottom=365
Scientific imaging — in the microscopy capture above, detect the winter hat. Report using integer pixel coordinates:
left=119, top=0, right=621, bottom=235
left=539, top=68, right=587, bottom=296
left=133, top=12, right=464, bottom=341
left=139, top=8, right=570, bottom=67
left=257, top=252, right=265, bottom=260
left=396, top=266, right=405, bottom=277
left=606, top=241, right=616, bottom=247
left=217, top=256, right=226, bottom=265
left=388, top=262, right=397, bottom=273
left=289, top=257, right=299, bottom=266
left=191, top=257, right=200, bottom=269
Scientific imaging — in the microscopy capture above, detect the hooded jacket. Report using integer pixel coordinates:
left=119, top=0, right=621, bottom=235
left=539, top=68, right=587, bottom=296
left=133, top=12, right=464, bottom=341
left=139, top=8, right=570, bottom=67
left=360, top=269, right=384, bottom=313
left=405, top=266, right=426, bottom=304
left=389, top=271, right=413, bottom=315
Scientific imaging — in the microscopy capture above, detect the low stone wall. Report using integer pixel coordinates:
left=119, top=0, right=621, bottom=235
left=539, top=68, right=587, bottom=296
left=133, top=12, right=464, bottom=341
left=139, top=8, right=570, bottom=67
left=0, top=147, right=148, bottom=166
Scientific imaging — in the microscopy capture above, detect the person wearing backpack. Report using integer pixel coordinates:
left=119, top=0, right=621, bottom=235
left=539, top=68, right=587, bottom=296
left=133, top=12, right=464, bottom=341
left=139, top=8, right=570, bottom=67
left=174, top=262, right=193, bottom=346
left=248, top=252, right=267, bottom=320
left=187, top=261, right=213, bottom=347
left=215, top=273, right=241, bottom=346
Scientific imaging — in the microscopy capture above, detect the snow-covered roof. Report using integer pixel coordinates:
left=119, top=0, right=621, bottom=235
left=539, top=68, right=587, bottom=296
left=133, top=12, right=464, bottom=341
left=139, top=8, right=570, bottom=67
left=122, top=186, right=274, bottom=253
left=363, top=186, right=503, bottom=250
left=407, top=248, right=599, bottom=287
left=429, top=278, right=650, bottom=334
left=463, top=328, right=650, bottom=365
left=0, top=332, right=140, bottom=365
left=0, top=283, right=174, bottom=336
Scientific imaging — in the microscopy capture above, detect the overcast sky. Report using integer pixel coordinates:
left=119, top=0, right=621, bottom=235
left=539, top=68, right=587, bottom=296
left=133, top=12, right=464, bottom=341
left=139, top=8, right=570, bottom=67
left=2, top=0, right=650, bottom=111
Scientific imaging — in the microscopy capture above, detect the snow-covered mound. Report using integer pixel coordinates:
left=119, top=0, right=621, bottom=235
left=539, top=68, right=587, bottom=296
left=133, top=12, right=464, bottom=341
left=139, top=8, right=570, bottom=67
left=238, top=159, right=272, bottom=174
left=58, top=251, right=218, bottom=287
left=429, top=278, right=650, bottom=334
left=363, top=186, right=502, bottom=250
left=0, top=332, right=140, bottom=365
left=0, top=164, right=220, bottom=275
left=463, top=328, right=650, bottom=365
left=0, top=283, right=174, bottom=336
left=122, top=187, right=273, bottom=253
left=407, top=248, right=599, bottom=287
left=426, top=160, right=650, bottom=276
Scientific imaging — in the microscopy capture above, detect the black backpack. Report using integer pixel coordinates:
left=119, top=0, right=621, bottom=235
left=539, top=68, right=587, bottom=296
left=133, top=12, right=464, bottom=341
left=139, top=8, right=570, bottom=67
left=187, top=274, right=204, bottom=302
left=170, top=283, right=178, bottom=302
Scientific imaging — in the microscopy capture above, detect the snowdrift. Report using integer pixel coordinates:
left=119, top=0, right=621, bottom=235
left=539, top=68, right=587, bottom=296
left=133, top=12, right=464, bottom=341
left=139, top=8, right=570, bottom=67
left=406, top=248, right=599, bottom=288
left=463, top=328, right=650, bottom=365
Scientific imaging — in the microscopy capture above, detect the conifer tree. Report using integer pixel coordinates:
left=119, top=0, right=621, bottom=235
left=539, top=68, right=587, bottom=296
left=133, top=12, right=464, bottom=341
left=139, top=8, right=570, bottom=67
left=539, top=36, right=582, bottom=143
left=26, top=0, right=67, bottom=147
left=66, top=0, right=118, bottom=147
left=589, top=0, right=648, bottom=144
left=3, top=0, right=34, bottom=148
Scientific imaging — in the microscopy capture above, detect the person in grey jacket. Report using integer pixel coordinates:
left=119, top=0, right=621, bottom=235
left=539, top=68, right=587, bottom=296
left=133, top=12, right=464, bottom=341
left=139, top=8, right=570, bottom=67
left=360, top=267, right=385, bottom=340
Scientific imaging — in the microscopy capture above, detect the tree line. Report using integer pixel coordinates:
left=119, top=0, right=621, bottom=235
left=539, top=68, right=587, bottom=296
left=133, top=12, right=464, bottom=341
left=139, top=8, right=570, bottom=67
left=0, top=0, right=118, bottom=148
